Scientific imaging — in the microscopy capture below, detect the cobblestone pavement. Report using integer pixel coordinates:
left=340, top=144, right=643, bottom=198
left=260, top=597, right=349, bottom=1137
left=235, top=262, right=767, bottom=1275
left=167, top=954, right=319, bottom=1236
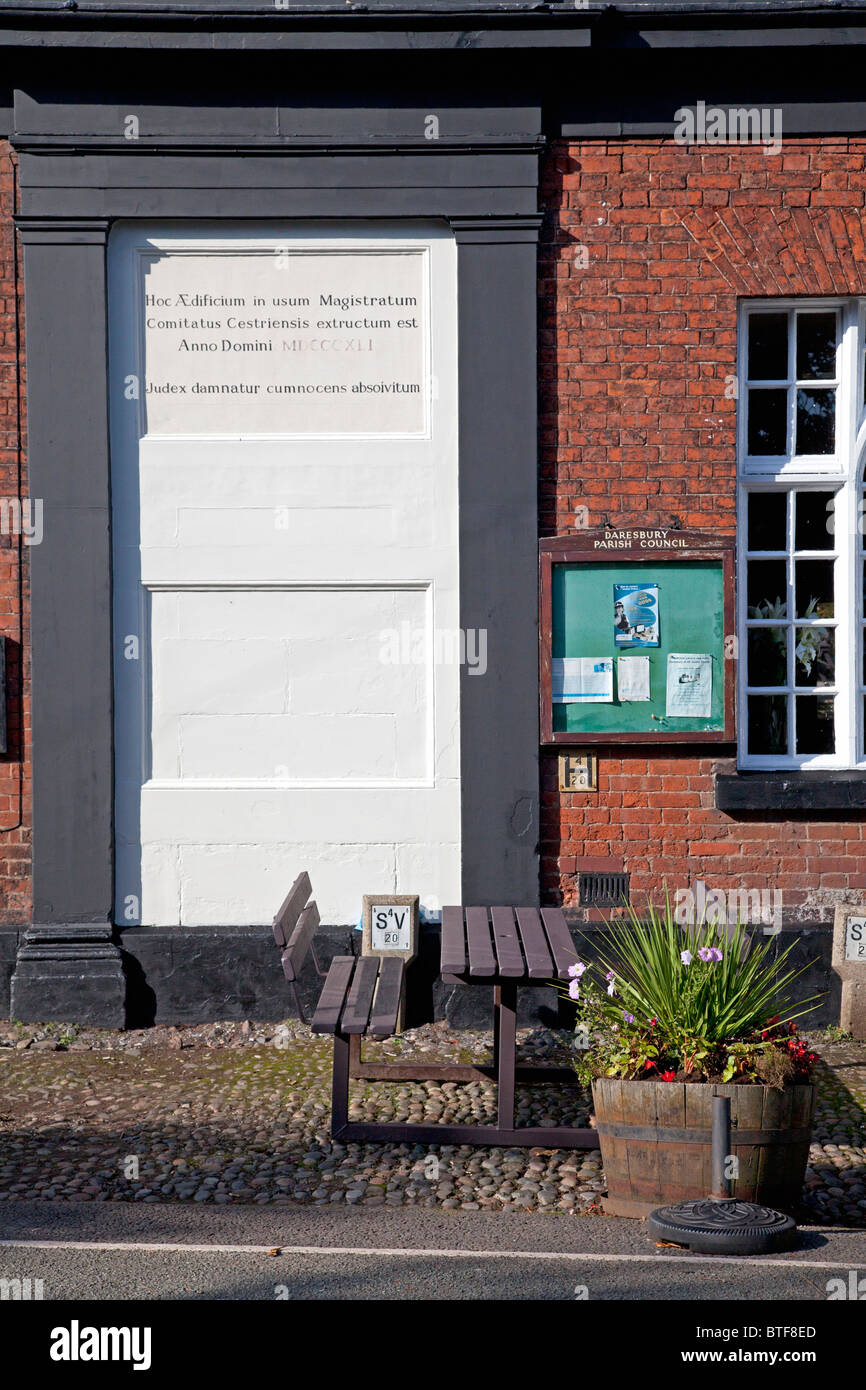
left=0, top=1019, right=864, bottom=1222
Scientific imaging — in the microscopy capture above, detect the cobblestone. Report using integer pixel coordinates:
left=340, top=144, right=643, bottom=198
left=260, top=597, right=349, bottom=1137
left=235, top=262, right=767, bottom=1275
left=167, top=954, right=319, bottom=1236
left=0, top=1019, right=862, bottom=1222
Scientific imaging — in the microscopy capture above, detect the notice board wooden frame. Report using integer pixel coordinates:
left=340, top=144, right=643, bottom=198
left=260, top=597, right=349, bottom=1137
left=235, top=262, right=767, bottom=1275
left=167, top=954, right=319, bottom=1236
left=540, top=531, right=736, bottom=746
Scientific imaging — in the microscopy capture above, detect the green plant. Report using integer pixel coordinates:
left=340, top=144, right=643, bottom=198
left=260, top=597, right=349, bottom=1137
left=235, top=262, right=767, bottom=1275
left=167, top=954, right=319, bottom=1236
left=748, top=596, right=834, bottom=685
left=561, top=892, right=822, bottom=1085
left=821, top=1024, right=854, bottom=1043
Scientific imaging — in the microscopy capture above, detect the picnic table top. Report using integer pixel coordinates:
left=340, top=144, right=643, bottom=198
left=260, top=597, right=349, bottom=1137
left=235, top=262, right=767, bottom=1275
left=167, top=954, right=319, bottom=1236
left=440, top=905, right=577, bottom=983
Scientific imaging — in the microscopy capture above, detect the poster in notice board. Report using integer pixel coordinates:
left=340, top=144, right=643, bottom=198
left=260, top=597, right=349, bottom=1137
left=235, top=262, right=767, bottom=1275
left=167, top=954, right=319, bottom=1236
left=539, top=533, right=735, bottom=745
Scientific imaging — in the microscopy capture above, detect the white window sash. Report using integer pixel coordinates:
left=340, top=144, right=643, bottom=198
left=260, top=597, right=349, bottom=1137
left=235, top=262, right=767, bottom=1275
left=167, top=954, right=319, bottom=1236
left=737, top=298, right=864, bottom=770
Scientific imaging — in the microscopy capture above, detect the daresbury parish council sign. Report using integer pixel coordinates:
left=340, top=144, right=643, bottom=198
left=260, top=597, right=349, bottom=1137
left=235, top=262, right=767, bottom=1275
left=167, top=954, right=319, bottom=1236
left=593, top=528, right=689, bottom=550
left=140, top=248, right=428, bottom=435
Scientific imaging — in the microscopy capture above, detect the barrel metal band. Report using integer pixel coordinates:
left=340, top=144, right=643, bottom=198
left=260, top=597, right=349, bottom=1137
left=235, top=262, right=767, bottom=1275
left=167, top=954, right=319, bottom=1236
left=595, top=1122, right=812, bottom=1146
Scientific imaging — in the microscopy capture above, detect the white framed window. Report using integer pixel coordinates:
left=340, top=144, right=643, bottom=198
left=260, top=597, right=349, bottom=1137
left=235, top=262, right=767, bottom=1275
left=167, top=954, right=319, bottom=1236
left=738, top=298, right=866, bottom=769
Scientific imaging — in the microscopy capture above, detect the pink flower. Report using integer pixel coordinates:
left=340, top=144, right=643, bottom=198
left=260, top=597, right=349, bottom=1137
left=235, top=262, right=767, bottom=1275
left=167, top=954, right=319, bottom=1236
left=568, top=980, right=581, bottom=1001
left=568, top=961, right=587, bottom=979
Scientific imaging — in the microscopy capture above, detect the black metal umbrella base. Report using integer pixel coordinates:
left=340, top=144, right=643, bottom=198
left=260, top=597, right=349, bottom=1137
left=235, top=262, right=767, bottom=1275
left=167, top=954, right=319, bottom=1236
left=647, top=1198, right=798, bottom=1255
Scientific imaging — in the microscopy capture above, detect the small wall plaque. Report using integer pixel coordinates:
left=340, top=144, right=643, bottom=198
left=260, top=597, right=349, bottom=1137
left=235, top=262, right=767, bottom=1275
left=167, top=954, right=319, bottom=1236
left=832, top=905, right=866, bottom=1039
left=362, top=895, right=419, bottom=965
left=361, top=894, right=419, bottom=1034
left=559, top=752, right=597, bottom=792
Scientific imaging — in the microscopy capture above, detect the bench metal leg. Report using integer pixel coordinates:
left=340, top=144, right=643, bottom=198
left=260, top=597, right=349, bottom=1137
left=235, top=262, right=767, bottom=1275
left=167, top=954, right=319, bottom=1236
left=495, top=981, right=517, bottom=1130
left=290, top=980, right=307, bottom=1026
left=331, top=1032, right=351, bottom=1136
left=334, top=1121, right=599, bottom=1149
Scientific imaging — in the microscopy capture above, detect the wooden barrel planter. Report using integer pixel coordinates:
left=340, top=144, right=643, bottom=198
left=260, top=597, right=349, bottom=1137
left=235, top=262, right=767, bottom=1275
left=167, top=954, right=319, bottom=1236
left=592, top=1078, right=815, bottom=1219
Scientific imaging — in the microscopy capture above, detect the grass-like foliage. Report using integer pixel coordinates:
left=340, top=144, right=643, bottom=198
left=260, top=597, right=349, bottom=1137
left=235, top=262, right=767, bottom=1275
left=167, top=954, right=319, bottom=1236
left=563, top=893, right=822, bottom=1085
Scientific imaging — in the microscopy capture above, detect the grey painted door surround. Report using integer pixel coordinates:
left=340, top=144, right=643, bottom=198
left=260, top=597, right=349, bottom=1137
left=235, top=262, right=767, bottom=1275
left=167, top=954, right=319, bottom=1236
left=9, top=94, right=543, bottom=1024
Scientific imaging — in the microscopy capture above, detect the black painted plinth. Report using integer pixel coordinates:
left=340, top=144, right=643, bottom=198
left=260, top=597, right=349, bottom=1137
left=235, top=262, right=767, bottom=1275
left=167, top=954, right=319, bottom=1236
left=1, top=922, right=839, bottom=1030
left=10, top=924, right=125, bottom=1029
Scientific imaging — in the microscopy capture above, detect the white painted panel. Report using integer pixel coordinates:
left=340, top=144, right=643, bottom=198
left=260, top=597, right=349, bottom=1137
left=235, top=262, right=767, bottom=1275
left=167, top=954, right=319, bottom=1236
left=138, top=785, right=461, bottom=843
left=149, top=585, right=429, bottom=780
left=141, top=248, right=429, bottom=436
left=179, top=714, right=401, bottom=781
left=175, top=506, right=396, bottom=550
left=177, top=843, right=401, bottom=929
left=110, top=222, right=460, bottom=926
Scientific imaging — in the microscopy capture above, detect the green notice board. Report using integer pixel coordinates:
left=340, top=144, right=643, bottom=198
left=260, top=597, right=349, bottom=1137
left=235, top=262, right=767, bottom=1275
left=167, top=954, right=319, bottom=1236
left=552, top=561, right=726, bottom=736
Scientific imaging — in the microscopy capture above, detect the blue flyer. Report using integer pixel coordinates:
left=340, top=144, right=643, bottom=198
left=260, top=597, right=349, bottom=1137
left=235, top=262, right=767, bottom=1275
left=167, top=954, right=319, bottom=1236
left=613, top=583, right=659, bottom=647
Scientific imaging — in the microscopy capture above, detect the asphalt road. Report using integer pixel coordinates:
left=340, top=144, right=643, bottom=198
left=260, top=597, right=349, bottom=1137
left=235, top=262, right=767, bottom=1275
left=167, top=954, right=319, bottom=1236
left=1, top=1200, right=865, bottom=1302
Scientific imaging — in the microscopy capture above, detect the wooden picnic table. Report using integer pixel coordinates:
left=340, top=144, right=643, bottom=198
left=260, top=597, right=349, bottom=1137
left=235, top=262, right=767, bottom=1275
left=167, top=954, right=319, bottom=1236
left=312, top=905, right=600, bottom=1150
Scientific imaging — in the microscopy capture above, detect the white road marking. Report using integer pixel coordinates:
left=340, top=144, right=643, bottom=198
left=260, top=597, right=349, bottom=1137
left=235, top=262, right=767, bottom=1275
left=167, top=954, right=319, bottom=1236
left=0, top=1240, right=863, bottom=1271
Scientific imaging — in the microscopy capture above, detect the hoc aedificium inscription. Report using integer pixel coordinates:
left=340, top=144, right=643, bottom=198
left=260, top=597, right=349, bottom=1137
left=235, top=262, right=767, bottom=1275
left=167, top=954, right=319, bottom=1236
left=141, top=249, right=427, bottom=435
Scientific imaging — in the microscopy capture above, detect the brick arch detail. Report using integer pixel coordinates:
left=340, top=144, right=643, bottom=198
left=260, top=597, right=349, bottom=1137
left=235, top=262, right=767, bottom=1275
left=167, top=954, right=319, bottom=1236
left=678, top=205, right=866, bottom=297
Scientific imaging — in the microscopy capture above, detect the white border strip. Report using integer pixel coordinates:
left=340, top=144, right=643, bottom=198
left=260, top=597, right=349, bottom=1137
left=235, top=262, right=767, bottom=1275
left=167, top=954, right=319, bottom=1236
left=0, top=1241, right=863, bottom=1271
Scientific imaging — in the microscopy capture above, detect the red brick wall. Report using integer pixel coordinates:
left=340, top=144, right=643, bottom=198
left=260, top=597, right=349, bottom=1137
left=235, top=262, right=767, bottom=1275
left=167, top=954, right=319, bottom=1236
left=540, top=137, right=866, bottom=923
left=3, top=133, right=866, bottom=931
left=0, top=141, right=31, bottom=923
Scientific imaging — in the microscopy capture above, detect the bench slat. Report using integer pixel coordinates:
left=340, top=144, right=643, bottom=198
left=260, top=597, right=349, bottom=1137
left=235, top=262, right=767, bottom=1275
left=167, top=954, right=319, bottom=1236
left=341, top=956, right=381, bottom=1035
left=465, top=906, right=497, bottom=977
left=515, top=907, right=554, bottom=979
left=440, top=905, right=467, bottom=974
left=282, top=901, right=320, bottom=982
left=490, top=906, right=525, bottom=977
left=368, top=957, right=404, bottom=1038
left=540, top=907, right=578, bottom=979
left=311, top=956, right=355, bottom=1035
left=272, top=871, right=311, bottom=949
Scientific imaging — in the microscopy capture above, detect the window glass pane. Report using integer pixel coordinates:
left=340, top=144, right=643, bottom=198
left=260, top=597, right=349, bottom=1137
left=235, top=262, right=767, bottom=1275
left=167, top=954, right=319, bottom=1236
left=795, top=626, right=834, bottom=687
left=747, top=492, right=786, bottom=551
left=748, top=389, right=787, bottom=454
left=747, top=560, right=787, bottom=615
left=748, top=312, right=788, bottom=381
left=748, top=695, right=788, bottom=756
left=796, top=312, right=837, bottom=380
left=795, top=559, right=834, bottom=619
left=795, top=695, right=835, bottom=755
left=748, top=628, right=787, bottom=687
left=794, top=490, right=835, bottom=551
left=795, top=388, right=835, bottom=455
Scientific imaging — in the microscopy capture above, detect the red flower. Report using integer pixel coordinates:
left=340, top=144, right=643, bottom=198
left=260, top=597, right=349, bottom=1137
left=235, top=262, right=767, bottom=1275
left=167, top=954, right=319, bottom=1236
left=660, top=1070, right=677, bottom=1082
left=644, top=1059, right=655, bottom=1070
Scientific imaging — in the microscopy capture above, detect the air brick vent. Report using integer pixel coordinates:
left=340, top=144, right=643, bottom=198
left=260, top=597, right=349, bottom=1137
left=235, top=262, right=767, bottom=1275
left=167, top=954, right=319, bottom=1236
left=578, top=872, right=630, bottom=908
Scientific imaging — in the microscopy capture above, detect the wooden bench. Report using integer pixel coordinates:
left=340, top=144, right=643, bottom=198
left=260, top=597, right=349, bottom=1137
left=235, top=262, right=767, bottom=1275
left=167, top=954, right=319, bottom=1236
left=305, top=902, right=598, bottom=1150
left=311, top=954, right=406, bottom=1042
left=273, top=872, right=405, bottom=1068
left=271, top=871, right=327, bottom=1024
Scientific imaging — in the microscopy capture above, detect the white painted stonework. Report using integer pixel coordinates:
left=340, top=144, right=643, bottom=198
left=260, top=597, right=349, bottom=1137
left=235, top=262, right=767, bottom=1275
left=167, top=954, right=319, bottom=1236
left=109, top=223, right=461, bottom=925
